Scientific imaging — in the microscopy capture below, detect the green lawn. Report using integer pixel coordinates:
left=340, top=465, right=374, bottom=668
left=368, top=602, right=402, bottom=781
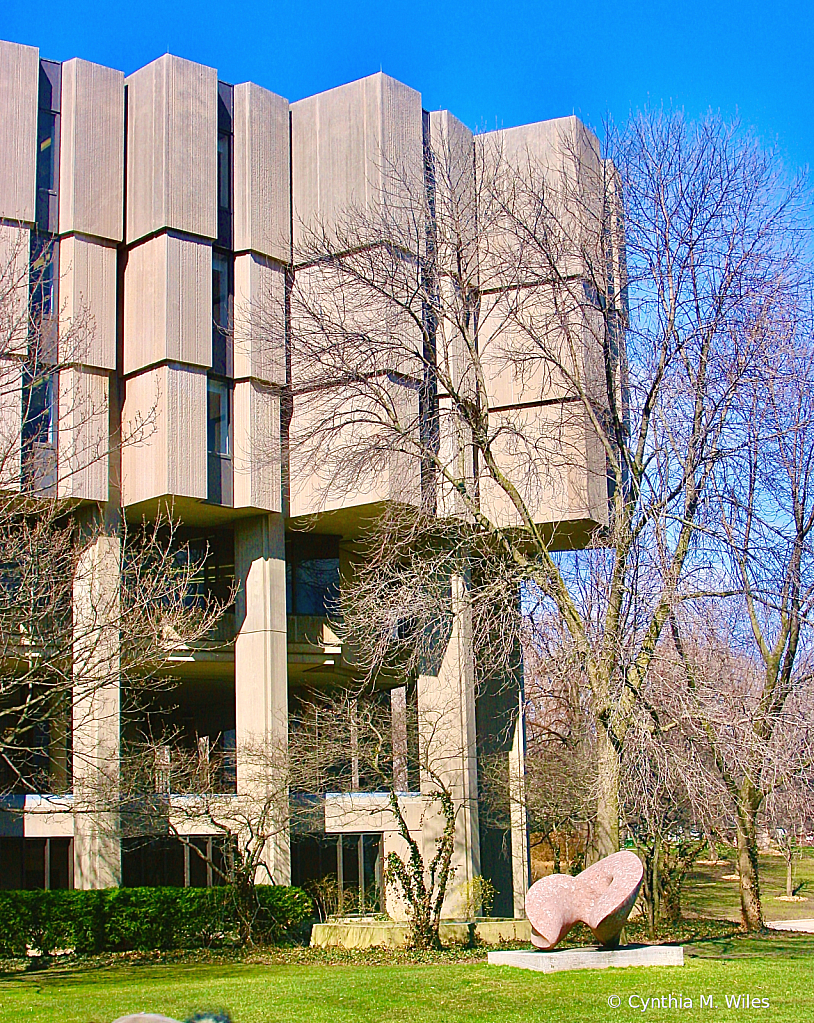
left=683, top=849, right=814, bottom=922
left=3, top=935, right=814, bottom=1023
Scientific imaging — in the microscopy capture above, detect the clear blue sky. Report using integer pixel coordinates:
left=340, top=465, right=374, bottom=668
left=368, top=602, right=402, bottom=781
left=3, top=0, right=813, bottom=172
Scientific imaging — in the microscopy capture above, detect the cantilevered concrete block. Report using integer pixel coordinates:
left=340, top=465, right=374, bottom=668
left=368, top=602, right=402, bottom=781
left=57, top=366, right=109, bottom=502
left=288, top=377, right=422, bottom=518
left=291, top=73, right=423, bottom=253
left=123, top=233, right=211, bottom=375
left=0, top=357, right=22, bottom=491
left=0, top=40, right=38, bottom=223
left=477, top=116, right=605, bottom=288
left=233, top=380, right=281, bottom=512
left=121, top=363, right=207, bottom=506
left=125, top=54, right=217, bottom=243
left=0, top=222, right=31, bottom=356
left=233, top=82, right=290, bottom=263
left=59, top=235, right=117, bottom=370
left=59, top=59, right=125, bottom=242
left=233, top=253, right=286, bottom=385
left=479, top=402, right=609, bottom=537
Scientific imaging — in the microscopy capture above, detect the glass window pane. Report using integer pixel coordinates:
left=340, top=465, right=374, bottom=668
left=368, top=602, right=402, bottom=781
left=217, top=133, right=231, bottom=211
left=207, top=378, right=230, bottom=456
left=212, top=253, right=231, bottom=331
left=36, top=110, right=56, bottom=193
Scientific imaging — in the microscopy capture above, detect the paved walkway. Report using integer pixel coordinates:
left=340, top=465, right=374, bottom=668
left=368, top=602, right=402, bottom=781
left=766, top=919, right=814, bottom=932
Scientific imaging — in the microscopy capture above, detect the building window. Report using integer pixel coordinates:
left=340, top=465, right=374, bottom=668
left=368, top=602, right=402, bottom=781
left=0, top=837, right=72, bottom=890
left=286, top=535, right=341, bottom=616
left=21, top=364, right=56, bottom=447
left=29, top=234, right=55, bottom=319
left=212, top=251, right=232, bottom=335
left=217, top=132, right=231, bottom=212
left=207, top=377, right=231, bottom=457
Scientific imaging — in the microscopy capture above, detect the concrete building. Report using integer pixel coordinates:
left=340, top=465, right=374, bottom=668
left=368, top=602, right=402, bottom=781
left=0, top=38, right=616, bottom=919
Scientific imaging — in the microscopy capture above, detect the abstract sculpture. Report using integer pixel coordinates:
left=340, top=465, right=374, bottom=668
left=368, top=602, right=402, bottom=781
left=525, top=850, right=644, bottom=950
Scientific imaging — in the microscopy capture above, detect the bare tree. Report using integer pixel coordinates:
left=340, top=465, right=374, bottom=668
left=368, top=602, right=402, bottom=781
left=277, top=108, right=806, bottom=865
left=0, top=229, right=227, bottom=802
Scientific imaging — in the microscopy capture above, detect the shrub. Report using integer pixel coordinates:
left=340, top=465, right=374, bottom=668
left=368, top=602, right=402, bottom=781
left=0, top=884, right=312, bottom=955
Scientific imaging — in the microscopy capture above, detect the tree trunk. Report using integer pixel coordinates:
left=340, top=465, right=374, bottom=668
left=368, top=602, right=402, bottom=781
left=594, top=722, right=621, bottom=859
left=735, top=784, right=763, bottom=931
left=785, top=849, right=794, bottom=898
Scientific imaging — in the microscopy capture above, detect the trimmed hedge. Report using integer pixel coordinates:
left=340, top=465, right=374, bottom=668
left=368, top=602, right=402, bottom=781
left=0, top=884, right=312, bottom=955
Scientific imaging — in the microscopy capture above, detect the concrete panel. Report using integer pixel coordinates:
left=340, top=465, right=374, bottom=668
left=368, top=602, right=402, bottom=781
left=121, top=363, right=207, bottom=505
left=57, top=366, right=109, bottom=502
left=233, top=253, right=285, bottom=385
left=291, top=73, right=423, bottom=253
left=477, top=117, right=604, bottom=288
left=234, top=514, right=289, bottom=883
left=126, top=54, right=217, bottom=243
left=233, top=380, right=281, bottom=512
left=0, top=222, right=31, bottom=357
left=72, top=533, right=122, bottom=889
left=124, top=233, right=211, bottom=375
left=478, top=401, right=609, bottom=532
left=59, top=235, right=117, bottom=370
left=290, top=260, right=423, bottom=390
left=0, top=357, right=22, bottom=491
left=288, top=377, right=422, bottom=517
left=0, top=40, right=38, bottom=223
left=59, top=59, right=125, bottom=242
left=233, top=82, right=290, bottom=262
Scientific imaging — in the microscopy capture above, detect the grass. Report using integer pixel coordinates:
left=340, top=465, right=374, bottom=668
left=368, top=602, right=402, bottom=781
left=683, top=848, right=814, bottom=922
left=2, top=932, right=814, bottom=1023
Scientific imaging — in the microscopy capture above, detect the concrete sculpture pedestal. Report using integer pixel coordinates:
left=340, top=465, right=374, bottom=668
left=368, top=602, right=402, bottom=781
left=488, top=944, right=685, bottom=973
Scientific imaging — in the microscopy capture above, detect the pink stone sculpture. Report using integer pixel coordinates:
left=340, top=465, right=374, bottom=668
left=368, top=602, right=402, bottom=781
left=525, top=850, right=644, bottom=950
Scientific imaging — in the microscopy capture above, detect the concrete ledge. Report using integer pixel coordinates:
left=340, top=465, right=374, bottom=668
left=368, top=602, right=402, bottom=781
left=311, top=918, right=531, bottom=949
left=487, top=944, right=685, bottom=972
left=767, top=919, right=814, bottom=933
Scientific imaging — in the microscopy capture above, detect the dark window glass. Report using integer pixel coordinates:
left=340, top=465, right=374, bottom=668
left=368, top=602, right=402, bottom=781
left=36, top=110, right=57, bottom=194
left=22, top=365, right=55, bottom=446
left=217, top=132, right=231, bottom=211
left=288, top=558, right=340, bottom=616
left=29, top=235, right=55, bottom=318
left=212, top=252, right=231, bottom=331
left=207, top=378, right=231, bottom=457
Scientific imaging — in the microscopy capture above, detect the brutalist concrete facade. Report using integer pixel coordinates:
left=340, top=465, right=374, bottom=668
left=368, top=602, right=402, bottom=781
left=0, top=37, right=616, bottom=919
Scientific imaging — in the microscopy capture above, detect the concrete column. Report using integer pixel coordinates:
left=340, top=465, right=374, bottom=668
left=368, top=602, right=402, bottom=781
left=417, top=572, right=480, bottom=907
left=390, top=686, right=408, bottom=792
left=72, top=533, right=122, bottom=888
left=234, top=513, right=290, bottom=884
left=509, top=695, right=530, bottom=917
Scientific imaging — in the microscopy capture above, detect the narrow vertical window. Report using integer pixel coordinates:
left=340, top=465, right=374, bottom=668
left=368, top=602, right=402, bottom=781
left=217, top=132, right=231, bottom=212
left=207, top=378, right=231, bottom=457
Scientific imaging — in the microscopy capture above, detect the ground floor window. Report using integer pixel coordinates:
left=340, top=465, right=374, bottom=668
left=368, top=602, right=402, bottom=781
left=0, top=837, right=72, bottom=889
left=291, top=832, right=383, bottom=918
left=122, top=835, right=231, bottom=888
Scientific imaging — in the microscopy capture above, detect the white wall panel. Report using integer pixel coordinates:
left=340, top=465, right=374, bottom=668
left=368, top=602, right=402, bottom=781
left=126, top=54, right=217, bottom=243
left=59, top=59, right=125, bottom=242
left=123, top=233, right=211, bottom=375
left=0, top=222, right=31, bottom=357
left=57, top=366, right=109, bottom=502
left=0, top=357, right=22, bottom=491
left=233, top=380, right=281, bottom=512
left=121, top=363, right=207, bottom=505
left=0, top=40, right=38, bottom=223
left=291, top=73, right=423, bottom=253
left=233, top=82, right=290, bottom=263
left=233, top=253, right=285, bottom=385
left=59, top=235, right=117, bottom=370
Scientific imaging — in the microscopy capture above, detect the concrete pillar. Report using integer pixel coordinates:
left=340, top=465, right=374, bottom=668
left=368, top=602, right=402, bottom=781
left=417, top=572, right=480, bottom=908
left=509, top=695, right=530, bottom=917
left=72, top=533, right=122, bottom=888
left=390, top=686, right=408, bottom=792
left=234, top=513, right=290, bottom=883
